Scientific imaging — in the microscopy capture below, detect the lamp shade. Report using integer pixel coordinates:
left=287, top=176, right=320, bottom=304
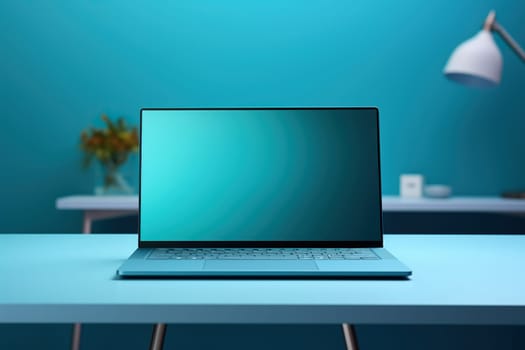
left=444, top=30, right=503, bottom=87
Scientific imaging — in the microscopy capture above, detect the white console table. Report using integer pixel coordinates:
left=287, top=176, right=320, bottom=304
left=382, top=195, right=525, bottom=213
left=56, top=195, right=525, bottom=233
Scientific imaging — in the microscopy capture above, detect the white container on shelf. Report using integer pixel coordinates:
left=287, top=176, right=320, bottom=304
left=424, top=185, right=452, bottom=198
left=400, top=174, right=424, bottom=198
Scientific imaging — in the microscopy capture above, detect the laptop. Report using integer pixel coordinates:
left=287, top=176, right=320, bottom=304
left=117, top=107, right=411, bottom=277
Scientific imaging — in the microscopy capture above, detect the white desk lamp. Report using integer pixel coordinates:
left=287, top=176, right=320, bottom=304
left=444, top=10, right=525, bottom=87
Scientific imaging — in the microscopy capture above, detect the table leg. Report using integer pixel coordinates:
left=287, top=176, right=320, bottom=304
left=82, top=213, right=92, bottom=234
left=71, top=323, right=82, bottom=350
left=73, top=209, right=138, bottom=349
left=150, top=323, right=167, bottom=350
left=341, top=323, right=359, bottom=350
left=76, top=214, right=91, bottom=348
left=82, top=210, right=137, bottom=234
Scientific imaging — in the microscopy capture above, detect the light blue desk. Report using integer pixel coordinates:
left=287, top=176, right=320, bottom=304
left=1, top=234, right=524, bottom=325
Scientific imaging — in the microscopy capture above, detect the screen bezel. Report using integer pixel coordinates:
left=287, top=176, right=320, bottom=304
left=138, top=107, right=384, bottom=248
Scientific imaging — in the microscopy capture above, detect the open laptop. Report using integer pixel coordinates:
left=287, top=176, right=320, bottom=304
left=117, top=107, right=411, bottom=277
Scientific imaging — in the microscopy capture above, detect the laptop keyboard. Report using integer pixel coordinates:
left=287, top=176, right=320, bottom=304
left=147, top=248, right=379, bottom=260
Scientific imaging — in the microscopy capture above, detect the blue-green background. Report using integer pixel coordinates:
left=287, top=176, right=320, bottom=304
left=1, top=1, right=525, bottom=349
left=1, top=0, right=525, bottom=233
left=141, top=109, right=381, bottom=241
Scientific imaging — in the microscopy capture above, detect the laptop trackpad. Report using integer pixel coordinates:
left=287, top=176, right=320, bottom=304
left=204, top=260, right=318, bottom=271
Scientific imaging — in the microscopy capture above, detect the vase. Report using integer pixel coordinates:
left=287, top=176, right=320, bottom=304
left=94, top=164, right=134, bottom=195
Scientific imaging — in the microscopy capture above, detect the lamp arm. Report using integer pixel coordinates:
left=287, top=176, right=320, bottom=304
left=491, top=21, right=525, bottom=62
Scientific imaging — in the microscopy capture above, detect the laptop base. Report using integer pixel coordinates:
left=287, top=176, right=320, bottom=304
left=117, top=248, right=411, bottom=278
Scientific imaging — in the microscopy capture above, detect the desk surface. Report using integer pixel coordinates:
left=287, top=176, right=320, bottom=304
left=56, top=195, right=525, bottom=212
left=1, top=234, right=524, bottom=325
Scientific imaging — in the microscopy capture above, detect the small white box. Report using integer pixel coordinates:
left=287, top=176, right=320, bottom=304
left=400, top=174, right=424, bottom=198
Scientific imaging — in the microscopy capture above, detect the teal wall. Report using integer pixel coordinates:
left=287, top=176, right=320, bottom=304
left=1, top=0, right=525, bottom=232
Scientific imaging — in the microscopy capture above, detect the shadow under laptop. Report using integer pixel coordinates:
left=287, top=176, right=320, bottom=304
left=112, top=275, right=411, bottom=281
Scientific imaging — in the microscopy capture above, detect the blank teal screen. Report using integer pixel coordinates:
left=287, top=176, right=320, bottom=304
left=140, top=109, right=381, bottom=242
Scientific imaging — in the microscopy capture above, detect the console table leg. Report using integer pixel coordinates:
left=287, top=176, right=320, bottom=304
left=341, top=323, right=359, bottom=350
left=71, top=323, right=82, bottom=350
left=150, top=323, right=167, bottom=350
left=82, top=212, right=92, bottom=234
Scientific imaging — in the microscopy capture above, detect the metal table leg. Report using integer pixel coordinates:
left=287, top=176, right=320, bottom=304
left=73, top=210, right=138, bottom=349
left=150, top=323, right=167, bottom=350
left=83, top=210, right=137, bottom=234
left=341, top=323, right=359, bottom=350
left=71, top=323, right=82, bottom=350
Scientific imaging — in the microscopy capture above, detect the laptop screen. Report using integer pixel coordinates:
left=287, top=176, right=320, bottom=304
left=139, top=108, right=383, bottom=247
